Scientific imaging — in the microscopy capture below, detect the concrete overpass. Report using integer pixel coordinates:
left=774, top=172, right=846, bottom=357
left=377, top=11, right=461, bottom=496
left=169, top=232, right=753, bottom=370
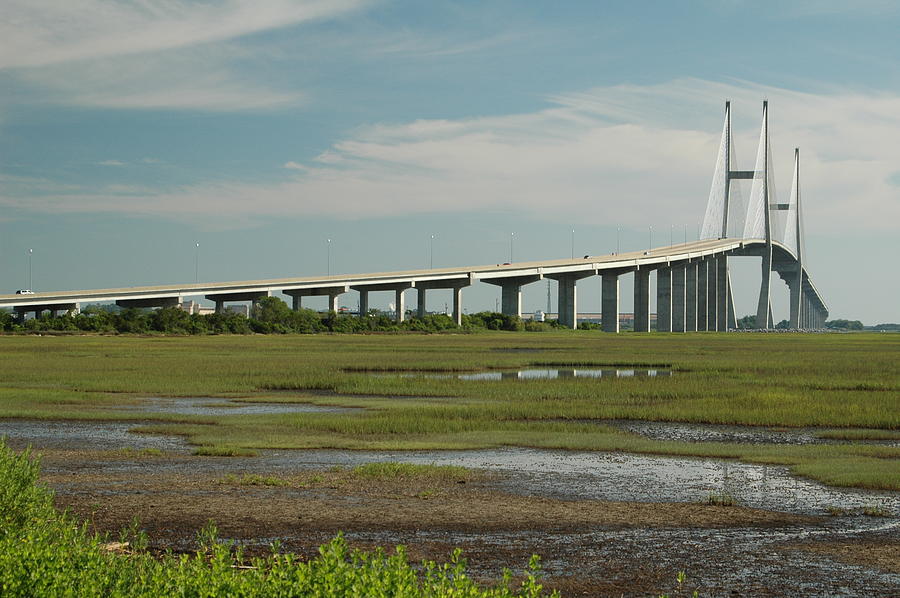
left=0, top=237, right=828, bottom=330
left=0, top=101, right=829, bottom=330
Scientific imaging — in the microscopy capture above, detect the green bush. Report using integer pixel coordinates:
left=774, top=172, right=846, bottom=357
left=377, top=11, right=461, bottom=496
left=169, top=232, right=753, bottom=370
left=0, top=440, right=556, bottom=597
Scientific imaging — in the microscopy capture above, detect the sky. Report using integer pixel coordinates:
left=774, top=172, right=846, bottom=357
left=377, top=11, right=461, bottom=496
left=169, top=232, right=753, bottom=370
left=1, top=0, right=898, bottom=324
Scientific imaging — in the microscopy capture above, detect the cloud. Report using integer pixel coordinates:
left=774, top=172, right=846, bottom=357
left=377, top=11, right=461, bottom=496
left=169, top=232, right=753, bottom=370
left=97, top=160, right=126, bottom=167
left=0, top=0, right=366, bottom=111
left=0, top=0, right=370, bottom=70
left=3, top=79, right=899, bottom=234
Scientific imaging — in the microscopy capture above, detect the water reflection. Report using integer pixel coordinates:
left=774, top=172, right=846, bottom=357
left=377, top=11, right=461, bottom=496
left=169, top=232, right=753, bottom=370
left=458, top=368, right=672, bottom=381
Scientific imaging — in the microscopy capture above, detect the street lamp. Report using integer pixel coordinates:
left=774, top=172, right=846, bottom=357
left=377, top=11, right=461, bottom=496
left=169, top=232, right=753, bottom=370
left=648, top=226, right=652, bottom=252
left=327, top=239, right=332, bottom=276
left=616, top=225, right=620, bottom=255
left=194, top=243, right=200, bottom=283
left=509, top=232, right=515, bottom=263
left=430, top=234, right=434, bottom=269
left=571, top=229, right=575, bottom=259
left=27, top=248, right=33, bottom=290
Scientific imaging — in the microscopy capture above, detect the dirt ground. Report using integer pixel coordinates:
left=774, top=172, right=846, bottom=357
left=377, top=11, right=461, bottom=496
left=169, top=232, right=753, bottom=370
left=35, top=450, right=899, bottom=597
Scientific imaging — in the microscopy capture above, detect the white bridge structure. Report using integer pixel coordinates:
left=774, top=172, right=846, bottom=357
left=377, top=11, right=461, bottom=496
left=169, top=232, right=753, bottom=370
left=0, top=102, right=828, bottom=331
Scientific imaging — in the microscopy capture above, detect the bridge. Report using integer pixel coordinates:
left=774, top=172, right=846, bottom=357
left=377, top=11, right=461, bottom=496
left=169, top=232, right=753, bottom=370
left=0, top=102, right=828, bottom=331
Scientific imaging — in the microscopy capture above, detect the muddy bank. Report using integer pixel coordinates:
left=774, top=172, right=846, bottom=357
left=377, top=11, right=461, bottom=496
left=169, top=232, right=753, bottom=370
left=48, top=464, right=899, bottom=597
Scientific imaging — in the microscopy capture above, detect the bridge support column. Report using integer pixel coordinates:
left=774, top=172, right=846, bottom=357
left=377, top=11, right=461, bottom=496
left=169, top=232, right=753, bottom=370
left=633, top=269, right=650, bottom=332
left=601, top=272, right=620, bottom=333
left=706, top=259, right=718, bottom=330
left=417, top=288, right=427, bottom=318
left=483, top=275, right=541, bottom=319
left=696, top=260, right=708, bottom=331
left=716, top=256, right=730, bottom=331
left=558, top=277, right=577, bottom=329
left=358, top=290, right=369, bottom=316
left=756, top=251, right=773, bottom=329
left=283, top=286, right=348, bottom=313
left=788, top=280, right=801, bottom=330
left=215, top=299, right=226, bottom=314
left=451, top=286, right=464, bottom=326
left=501, top=284, right=522, bottom=318
left=656, top=266, right=672, bottom=332
left=548, top=272, right=595, bottom=329
left=395, top=288, right=407, bottom=322
left=685, top=261, right=698, bottom=332
left=671, top=263, right=686, bottom=332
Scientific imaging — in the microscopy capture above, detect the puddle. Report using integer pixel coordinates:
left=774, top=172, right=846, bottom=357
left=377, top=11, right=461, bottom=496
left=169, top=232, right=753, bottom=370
left=610, top=420, right=900, bottom=447
left=4, top=422, right=896, bottom=517
left=388, top=368, right=672, bottom=381
left=120, top=397, right=354, bottom=417
left=247, top=448, right=897, bottom=517
left=0, top=420, right=189, bottom=452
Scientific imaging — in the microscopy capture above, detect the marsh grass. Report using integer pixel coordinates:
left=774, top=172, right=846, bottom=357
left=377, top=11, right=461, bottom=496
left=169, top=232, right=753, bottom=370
left=350, top=462, right=473, bottom=482
left=1, top=333, right=897, bottom=490
left=192, top=446, right=258, bottom=457
left=704, top=492, right=737, bottom=507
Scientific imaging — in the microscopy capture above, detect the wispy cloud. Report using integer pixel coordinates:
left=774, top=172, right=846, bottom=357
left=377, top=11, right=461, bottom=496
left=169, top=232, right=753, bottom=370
left=97, top=160, right=126, bottom=167
left=0, top=0, right=370, bottom=69
left=3, top=79, right=898, bottom=234
left=1, top=0, right=368, bottom=111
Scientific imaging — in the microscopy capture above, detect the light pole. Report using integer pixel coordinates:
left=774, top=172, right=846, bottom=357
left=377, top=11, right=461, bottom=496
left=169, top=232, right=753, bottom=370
left=509, top=232, right=515, bottom=263
left=683, top=224, right=687, bottom=244
left=571, top=229, right=575, bottom=259
left=670, top=224, right=674, bottom=247
left=616, top=225, right=620, bottom=255
left=27, top=248, right=33, bottom=290
left=648, top=226, right=652, bottom=252
left=430, top=234, right=434, bottom=269
left=194, top=243, right=200, bottom=283
left=327, top=239, right=332, bottom=276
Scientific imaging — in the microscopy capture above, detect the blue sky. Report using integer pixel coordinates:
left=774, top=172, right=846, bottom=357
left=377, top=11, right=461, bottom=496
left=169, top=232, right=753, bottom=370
left=1, top=1, right=898, bottom=323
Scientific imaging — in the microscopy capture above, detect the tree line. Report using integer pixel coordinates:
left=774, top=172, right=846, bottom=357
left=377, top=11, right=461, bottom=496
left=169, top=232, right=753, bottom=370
left=0, top=297, right=562, bottom=335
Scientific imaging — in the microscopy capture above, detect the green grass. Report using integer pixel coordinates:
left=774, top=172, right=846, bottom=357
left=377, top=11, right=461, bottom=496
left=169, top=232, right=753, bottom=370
left=0, top=333, right=897, bottom=490
left=192, top=446, right=258, bottom=457
left=704, top=492, right=737, bottom=507
left=350, top=462, right=473, bottom=482
left=0, top=440, right=557, bottom=597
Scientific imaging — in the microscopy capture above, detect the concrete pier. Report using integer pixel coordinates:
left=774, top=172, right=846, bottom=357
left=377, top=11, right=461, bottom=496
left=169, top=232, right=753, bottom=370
left=412, top=278, right=472, bottom=324
left=656, top=266, right=672, bottom=332
left=351, top=282, right=413, bottom=322
left=633, top=268, right=651, bottom=332
left=204, top=291, right=269, bottom=314
left=548, top=272, right=594, bottom=329
left=685, top=261, right=698, bottom=332
left=601, top=272, right=621, bottom=333
left=696, top=259, right=708, bottom=331
left=706, top=259, right=718, bottom=331
left=283, top=285, right=349, bottom=313
left=671, top=263, right=686, bottom=333
left=716, top=257, right=729, bottom=331
left=483, top=275, right=542, bottom=318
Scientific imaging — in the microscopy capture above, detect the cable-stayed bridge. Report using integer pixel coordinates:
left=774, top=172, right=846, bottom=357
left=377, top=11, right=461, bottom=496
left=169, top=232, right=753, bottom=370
left=0, top=102, right=828, bottom=331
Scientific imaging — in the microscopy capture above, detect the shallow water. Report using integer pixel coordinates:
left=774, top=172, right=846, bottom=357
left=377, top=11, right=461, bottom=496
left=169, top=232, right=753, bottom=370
left=609, top=419, right=900, bottom=447
left=4, top=421, right=896, bottom=517
left=120, top=397, right=354, bottom=417
left=392, top=368, right=672, bottom=381
left=0, top=420, right=188, bottom=452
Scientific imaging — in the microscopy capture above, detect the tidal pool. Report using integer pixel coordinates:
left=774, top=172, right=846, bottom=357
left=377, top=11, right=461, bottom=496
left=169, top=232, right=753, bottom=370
left=4, top=421, right=895, bottom=517
left=392, top=368, right=672, bottom=380
left=120, top=397, right=355, bottom=417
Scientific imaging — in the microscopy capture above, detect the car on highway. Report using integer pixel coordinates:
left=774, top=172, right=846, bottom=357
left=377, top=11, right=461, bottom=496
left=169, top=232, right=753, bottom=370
left=15, top=289, right=34, bottom=295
